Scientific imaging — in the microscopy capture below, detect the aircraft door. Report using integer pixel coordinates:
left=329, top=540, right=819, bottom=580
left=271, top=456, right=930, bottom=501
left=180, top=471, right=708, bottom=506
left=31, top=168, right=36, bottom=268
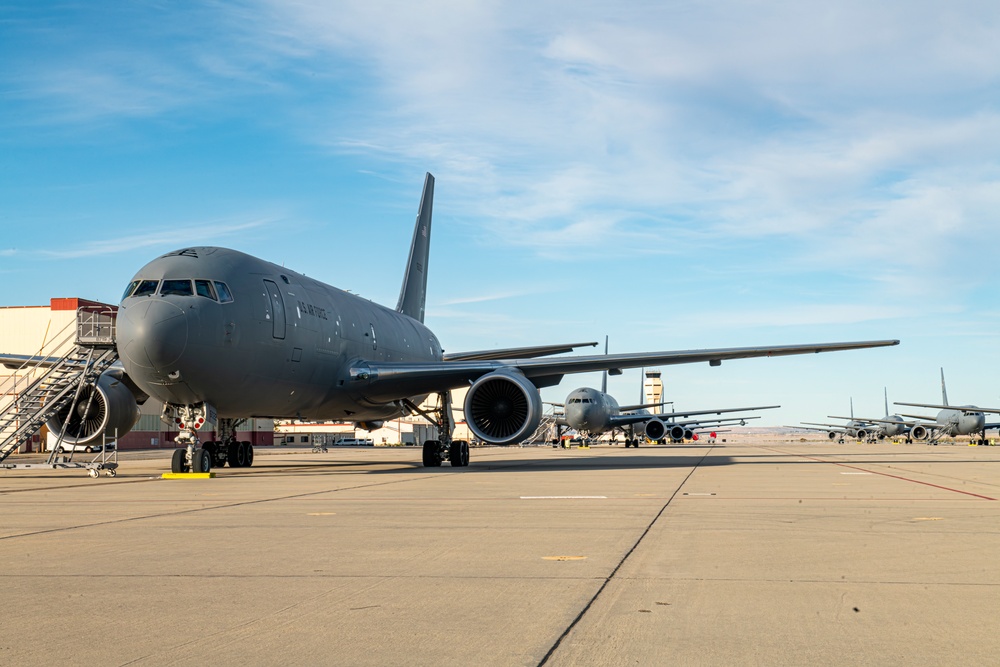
left=263, top=279, right=286, bottom=340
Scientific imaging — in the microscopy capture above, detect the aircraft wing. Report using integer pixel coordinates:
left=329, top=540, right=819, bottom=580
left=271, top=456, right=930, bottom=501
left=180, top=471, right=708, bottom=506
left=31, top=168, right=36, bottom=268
left=660, top=405, right=779, bottom=420
left=607, top=412, right=669, bottom=428
left=895, top=402, right=1000, bottom=413
left=354, top=339, right=899, bottom=402
left=799, top=422, right=847, bottom=432
left=618, top=401, right=672, bottom=412
left=0, top=353, right=63, bottom=370
left=836, top=416, right=922, bottom=427
left=441, top=341, right=598, bottom=362
left=899, top=412, right=939, bottom=422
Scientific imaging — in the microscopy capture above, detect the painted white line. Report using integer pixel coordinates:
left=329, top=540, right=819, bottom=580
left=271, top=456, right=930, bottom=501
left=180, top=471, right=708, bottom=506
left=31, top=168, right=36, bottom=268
left=683, top=493, right=716, bottom=496
left=520, top=496, right=608, bottom=499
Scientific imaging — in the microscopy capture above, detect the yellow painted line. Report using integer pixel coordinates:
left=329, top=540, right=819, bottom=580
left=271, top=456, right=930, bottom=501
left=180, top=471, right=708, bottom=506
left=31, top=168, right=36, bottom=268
left=161, top=472, right=215, bottom=479
left=307, top=512, right=336, bottom=516
left=521, top=496, right=607, bottom=499
left=542, top=556, right=587, bottom=561
left=913, top=517, right=944, bottom=521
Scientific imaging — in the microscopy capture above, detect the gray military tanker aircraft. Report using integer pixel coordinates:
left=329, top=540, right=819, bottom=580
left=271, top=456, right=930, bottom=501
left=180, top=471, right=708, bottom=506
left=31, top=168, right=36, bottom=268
left=2, top=173, right=899, bottom=472
left=560, top=385, right=777, bottom=446
left=892, top=369, right=1000, bottom=444
left=796, top=399, right=879, bottom=442
left=827, top=389, right=913, bottom=441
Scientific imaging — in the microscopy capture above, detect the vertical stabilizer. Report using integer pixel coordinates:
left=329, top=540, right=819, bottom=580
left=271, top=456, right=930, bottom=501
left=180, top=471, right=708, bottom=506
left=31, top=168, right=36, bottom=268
left=884, top=387, right=889, bottom=416
left=396, top=173, right=435, bottom=323
left=601, top=336, right=609, bottom=394
left=940, top=368, right=949, bottom=405
left=850, top=397, right=854, bottom=420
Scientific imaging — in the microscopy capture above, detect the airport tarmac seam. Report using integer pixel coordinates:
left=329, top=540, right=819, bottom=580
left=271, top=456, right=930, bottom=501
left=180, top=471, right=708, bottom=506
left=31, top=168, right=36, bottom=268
left=536, top=443, right=717, bottom=667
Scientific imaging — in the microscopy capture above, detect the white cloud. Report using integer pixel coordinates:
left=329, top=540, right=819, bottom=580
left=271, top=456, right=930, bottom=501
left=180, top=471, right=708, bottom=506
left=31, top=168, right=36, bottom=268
left=38, top=217, right=281, bottom=259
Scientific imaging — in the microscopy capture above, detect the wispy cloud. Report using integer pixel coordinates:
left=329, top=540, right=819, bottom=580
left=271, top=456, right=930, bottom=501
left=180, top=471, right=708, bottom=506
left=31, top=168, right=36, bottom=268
left=37, top=217, right=281, bottom=259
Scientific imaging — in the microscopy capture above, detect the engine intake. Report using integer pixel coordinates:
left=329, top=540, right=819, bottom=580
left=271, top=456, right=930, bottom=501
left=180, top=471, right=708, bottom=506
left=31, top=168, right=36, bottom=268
left=464, top=370, right=542, bottom=445
left=669, top=424, right=686, bottom=442
left=910, top=424, right=928, bottom=440
left=643, top=418, right=666, bottom=440
left=46, top=372, right=141, bottom=445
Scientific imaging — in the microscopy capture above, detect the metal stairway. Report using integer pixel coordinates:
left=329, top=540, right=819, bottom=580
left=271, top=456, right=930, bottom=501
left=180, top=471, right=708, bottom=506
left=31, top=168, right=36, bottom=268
left=526, top=409, right=560, bottom=445
left=0, top=307, right=119, bottom=465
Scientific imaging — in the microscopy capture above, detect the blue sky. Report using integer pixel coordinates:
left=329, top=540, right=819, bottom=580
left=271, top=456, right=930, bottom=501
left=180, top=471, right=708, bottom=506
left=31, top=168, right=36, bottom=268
left=2, top=1, right=999, bottom=425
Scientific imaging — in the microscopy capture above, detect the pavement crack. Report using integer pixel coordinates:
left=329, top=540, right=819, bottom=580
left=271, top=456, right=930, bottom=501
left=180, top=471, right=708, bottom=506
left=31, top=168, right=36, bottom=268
left=536, top=445, right=716, bottom=667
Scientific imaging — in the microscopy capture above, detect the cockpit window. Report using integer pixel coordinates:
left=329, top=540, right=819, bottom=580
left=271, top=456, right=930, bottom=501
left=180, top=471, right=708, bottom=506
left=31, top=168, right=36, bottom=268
left=194, top=279, right=217, bottom=301
left=121, top=281, right=140, bottom=300
left=160, top=279, right=193, bottom=296
left=214, top=281, right=234, bottom=303
left=132, top=280, right=159, bottom=297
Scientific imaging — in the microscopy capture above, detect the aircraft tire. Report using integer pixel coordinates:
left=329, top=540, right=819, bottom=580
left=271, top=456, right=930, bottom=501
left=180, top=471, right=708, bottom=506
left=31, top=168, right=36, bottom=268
left=244, top=442, right=254, bottom=467
left=449, top=440, right=470, bottom=467
left=228, top=441, right=245, bottom=467
left=191, top=448, right=211, bottom=473
left=422, top=440, right=442, bottom=467
left=171, top=448, right=188, bottom=473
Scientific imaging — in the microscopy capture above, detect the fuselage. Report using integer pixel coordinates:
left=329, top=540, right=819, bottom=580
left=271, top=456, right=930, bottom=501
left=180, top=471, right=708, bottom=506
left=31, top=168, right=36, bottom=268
left=936, top=406, right=985, bottom=436
left=563, top=387, right=620, bottom=435
left=116, top=246, right=442, bottom=421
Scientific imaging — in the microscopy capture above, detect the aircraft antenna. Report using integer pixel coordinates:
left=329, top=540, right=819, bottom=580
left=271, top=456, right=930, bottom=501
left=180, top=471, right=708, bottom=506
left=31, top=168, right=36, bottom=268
left=396, top=173, right=435, bottom=323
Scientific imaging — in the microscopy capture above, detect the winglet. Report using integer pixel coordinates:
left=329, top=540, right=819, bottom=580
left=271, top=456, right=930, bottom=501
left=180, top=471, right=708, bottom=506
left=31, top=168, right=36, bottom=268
left=396, top=173, right=435, bottom=323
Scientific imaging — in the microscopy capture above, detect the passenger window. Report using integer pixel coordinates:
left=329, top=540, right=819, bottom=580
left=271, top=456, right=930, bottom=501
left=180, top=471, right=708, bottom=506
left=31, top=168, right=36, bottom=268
left=195, top=279, right=218, bottom=301
left=133, top=280, right=159, bottom=297
left=160, top=279, right=194, bottom=296
left=121, top=281, right=140, bottom=300
left=214, top=281, right=234, bottom=303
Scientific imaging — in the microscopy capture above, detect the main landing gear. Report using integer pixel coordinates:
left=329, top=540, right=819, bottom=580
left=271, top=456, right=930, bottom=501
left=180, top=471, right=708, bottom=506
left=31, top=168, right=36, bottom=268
left=405, top=391, right=470, bottom=468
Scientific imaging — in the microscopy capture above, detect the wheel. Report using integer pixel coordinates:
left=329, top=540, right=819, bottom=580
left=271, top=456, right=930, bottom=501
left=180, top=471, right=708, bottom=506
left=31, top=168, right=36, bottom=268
left=171, top=448, right=188, bottom=473
left=228, top=441, right=245, bottom=467
left=88, top=469, right=99, bottom=478
left=422, top=440, right=442, bottom=467
left=191, top=448, right=211, bottom=473
left=243, top=442, right=254, bottom=467
left=84, top=446, right=94, bottom=453
left=449, top=440, right=470, bottom=467
left=108, top=469, right=117, bottom=477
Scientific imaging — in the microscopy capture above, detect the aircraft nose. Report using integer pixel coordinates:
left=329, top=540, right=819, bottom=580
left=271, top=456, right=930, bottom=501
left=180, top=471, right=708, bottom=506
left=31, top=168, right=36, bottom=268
left=117, top=299, right=189, bottom=371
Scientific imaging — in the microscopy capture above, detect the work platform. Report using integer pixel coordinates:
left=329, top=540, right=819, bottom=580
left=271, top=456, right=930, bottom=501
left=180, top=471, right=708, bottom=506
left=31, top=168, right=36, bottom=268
left=0, top=306, right=120, bottom=476
left=2, top=440, right=998, bottom=666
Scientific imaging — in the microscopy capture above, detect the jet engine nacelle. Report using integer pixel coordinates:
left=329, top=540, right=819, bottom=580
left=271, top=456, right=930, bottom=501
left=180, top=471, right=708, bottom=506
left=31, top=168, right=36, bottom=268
left=855, top=428, right=869, bottom=441
left=643, top=418, right=666, bottom=440
left=45, top=372, right=141, bottom=445
left=355, top=421, right=384, bottom=431
left=910, top=424, right=928, bottom=440
left=669, top=424, right=687, bottom=442
left=464, top=370, right=542, bottom=445
left=827, top=431, right=838, bottom=440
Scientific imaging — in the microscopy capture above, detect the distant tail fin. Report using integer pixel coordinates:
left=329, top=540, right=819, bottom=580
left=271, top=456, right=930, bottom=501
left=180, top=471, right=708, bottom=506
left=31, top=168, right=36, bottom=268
left=884, top=387, right=889, bottom=416
left=850, top=397, right=854, bottom=420
left=396, top=173, right=435, bottom=323
left=601, top=336, right=609, bottom=394
left=940, top=367, right=949, bottom=405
